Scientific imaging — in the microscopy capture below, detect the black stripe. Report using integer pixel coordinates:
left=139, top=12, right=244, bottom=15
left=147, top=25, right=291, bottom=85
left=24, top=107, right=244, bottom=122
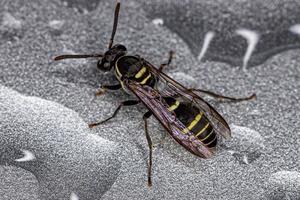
left=145, top=74, right=155, bottom=86
left=191, top=115, right=210, bottom=137
left=202, top=129, right=216, bottom=143
left=207, top=136, right=217, bottom=148
left=174, top=103, right=199, bottom=127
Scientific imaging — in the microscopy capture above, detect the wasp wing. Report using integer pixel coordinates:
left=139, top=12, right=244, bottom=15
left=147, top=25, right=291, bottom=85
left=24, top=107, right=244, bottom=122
left=127, top=81, right=214, bottom=158
left=146, top=61, right=231, bottom=139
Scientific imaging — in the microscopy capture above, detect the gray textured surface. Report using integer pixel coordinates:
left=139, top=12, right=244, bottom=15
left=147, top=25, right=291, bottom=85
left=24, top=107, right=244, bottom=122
left=0, top=0, right=299, bottom=199
left=0, top=86, right=121, bottom=200
left=265, top=171, right=300, bottom=200
left=144, top=0, right=300, bottom=67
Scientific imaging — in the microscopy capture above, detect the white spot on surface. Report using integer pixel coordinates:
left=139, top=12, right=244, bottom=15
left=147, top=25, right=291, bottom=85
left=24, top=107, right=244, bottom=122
left=227, top=150, right=236, bottom=155
left=230, top=124, right=265, bottom=150
left=15, top=150, right=36, bottom=162
left=289, top=24, right=300, bottom=35
left=249, top=109, right=261, bottom=115
left=235, top=29, right=260, bottom=71
left=266, top=171, right=300, bottom=200
left=227, top=150, right=251, bottom=165
left=62, top=1, right=68, bottom=7
left=152, top=18, right=164, bottom=26
left=82, top=9, right=89, bottom=15
left=197, top=31, right=215, bottom=62
left=2, top=12, right=22, bottom=29
left=49, top=20, right=65, bottom=30
left=226, top=124, right=265, bottom=164
left=70, top=192, right=79, bottom=200
left=242, top=155, right=249, bottom=165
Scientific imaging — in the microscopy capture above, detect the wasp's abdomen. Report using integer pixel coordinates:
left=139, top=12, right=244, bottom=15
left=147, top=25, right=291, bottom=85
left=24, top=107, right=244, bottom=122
left=164, top=97, right=217, bottom=148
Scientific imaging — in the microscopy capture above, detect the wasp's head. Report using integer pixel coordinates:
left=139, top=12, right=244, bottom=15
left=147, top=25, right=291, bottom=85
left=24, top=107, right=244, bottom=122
left=97, top=44, right=127, bottom=71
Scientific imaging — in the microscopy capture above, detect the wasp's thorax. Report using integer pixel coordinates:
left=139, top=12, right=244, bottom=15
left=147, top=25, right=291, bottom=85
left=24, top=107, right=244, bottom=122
left=97, top=44, right=127, bottom=71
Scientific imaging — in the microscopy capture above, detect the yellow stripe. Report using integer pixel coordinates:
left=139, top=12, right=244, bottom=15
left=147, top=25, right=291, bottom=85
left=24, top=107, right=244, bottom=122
left=135, top=67, right=147, bottom=78
left=168, top=100, right=180, bottom=111
left=140, top=73, right=151, bottom=84
left=188, top=113, right=203, bottom=130
left=182, top=112, right=203, bottom=134
left=205, top=134, right=217, bottom=146
left=199, top=126, right=213, bottom=140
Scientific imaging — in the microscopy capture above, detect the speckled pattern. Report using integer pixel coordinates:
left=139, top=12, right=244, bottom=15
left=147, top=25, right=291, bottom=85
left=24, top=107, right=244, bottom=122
left=0, top=0, right=299, bottom=199
left=0, top=86, right=121, bottom=200
left=144, top=0, right=300, bottom=68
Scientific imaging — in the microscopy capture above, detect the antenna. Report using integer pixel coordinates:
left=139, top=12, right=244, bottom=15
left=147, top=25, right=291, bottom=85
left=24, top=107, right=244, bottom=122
left=54, top=1, right=121, bottom=61
left=108, top=1, right=121, bottom=49
left=54, top=54, right=103, bottom=61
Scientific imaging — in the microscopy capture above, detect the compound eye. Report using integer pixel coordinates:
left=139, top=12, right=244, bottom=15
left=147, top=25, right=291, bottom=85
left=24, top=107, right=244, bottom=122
left=106, top=54, right=114, bottom=61
left=97, top=60, right=111, bottom=71
left=104, top=62, right=110, bottom=68
left=114, top=44, right=127, bottom=51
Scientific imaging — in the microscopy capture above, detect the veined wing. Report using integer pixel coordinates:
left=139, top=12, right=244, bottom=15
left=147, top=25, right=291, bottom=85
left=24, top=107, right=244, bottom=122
left=126, top=81, right=214, bottom=158
left=146, top=60, right=231, bottom=139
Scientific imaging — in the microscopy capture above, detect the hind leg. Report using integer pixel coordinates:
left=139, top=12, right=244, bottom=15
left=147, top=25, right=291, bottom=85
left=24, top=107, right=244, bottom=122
left=189, top=89, right=256, bottom=102
left=89, top=100, right=140, bottom=128
left=159, top=50, right=175, bottom=72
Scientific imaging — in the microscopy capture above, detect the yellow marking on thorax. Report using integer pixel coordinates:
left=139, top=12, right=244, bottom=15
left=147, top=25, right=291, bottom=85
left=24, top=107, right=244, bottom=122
left=140, top=73, right=151, bottom=84
left=198, top=126, right=213, bottom=140
left=114, top=65, right=128, bottom=93
left=168, top=100, right=180, bottom=111
left=115, top=65, right=122, bottom=78
left=135, top=67, right=147, bottom=79
left=182, top=112, right=203, bottom=134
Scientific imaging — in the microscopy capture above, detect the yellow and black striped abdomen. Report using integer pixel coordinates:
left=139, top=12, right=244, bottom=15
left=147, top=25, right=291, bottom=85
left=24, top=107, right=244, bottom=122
left=164, top=97, right=217, bottom=148
left=189, top=113, right=216, bottom=148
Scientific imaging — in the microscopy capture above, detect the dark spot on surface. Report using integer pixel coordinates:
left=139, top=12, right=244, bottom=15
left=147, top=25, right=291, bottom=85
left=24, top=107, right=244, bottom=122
left=0, top=29, right=23, bottom=44
left=50, top=29, right=63, bottom=36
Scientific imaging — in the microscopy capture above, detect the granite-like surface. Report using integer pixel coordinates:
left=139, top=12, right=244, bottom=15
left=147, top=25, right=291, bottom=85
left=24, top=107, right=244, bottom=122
left=0, top=86, right=121, bottom=200
left=0, top=0, right=299, bottom=199
left=144, top=0, right=300, bottom=68
left=265, top=171, right=300, bottom=200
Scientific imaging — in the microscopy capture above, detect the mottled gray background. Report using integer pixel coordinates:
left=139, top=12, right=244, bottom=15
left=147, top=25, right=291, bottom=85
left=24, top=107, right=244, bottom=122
left=0, top=0, right=299, bottom=200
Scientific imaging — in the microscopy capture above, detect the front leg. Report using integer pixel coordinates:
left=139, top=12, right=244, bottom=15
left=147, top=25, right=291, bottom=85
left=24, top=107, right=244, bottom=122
left=95, top=84, right=122, bottom=96
left=89, top=100, right=140, bottom=128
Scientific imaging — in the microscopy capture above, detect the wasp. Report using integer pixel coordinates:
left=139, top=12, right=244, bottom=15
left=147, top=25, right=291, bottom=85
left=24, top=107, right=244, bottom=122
left=54, top=1, right=256, bottom=186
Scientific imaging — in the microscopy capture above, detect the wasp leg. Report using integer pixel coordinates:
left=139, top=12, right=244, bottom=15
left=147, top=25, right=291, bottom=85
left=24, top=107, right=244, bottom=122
left=108, top=1, right=121, bottom=49
left=189, top=89, right=256, bottom=102
left=95, top=84, right=122, bottom=96
left=143, top=111, right=154, bottom=187
left=89, top=100, right=140, bottom=128
left=158, top=50, right=174, bottom=72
